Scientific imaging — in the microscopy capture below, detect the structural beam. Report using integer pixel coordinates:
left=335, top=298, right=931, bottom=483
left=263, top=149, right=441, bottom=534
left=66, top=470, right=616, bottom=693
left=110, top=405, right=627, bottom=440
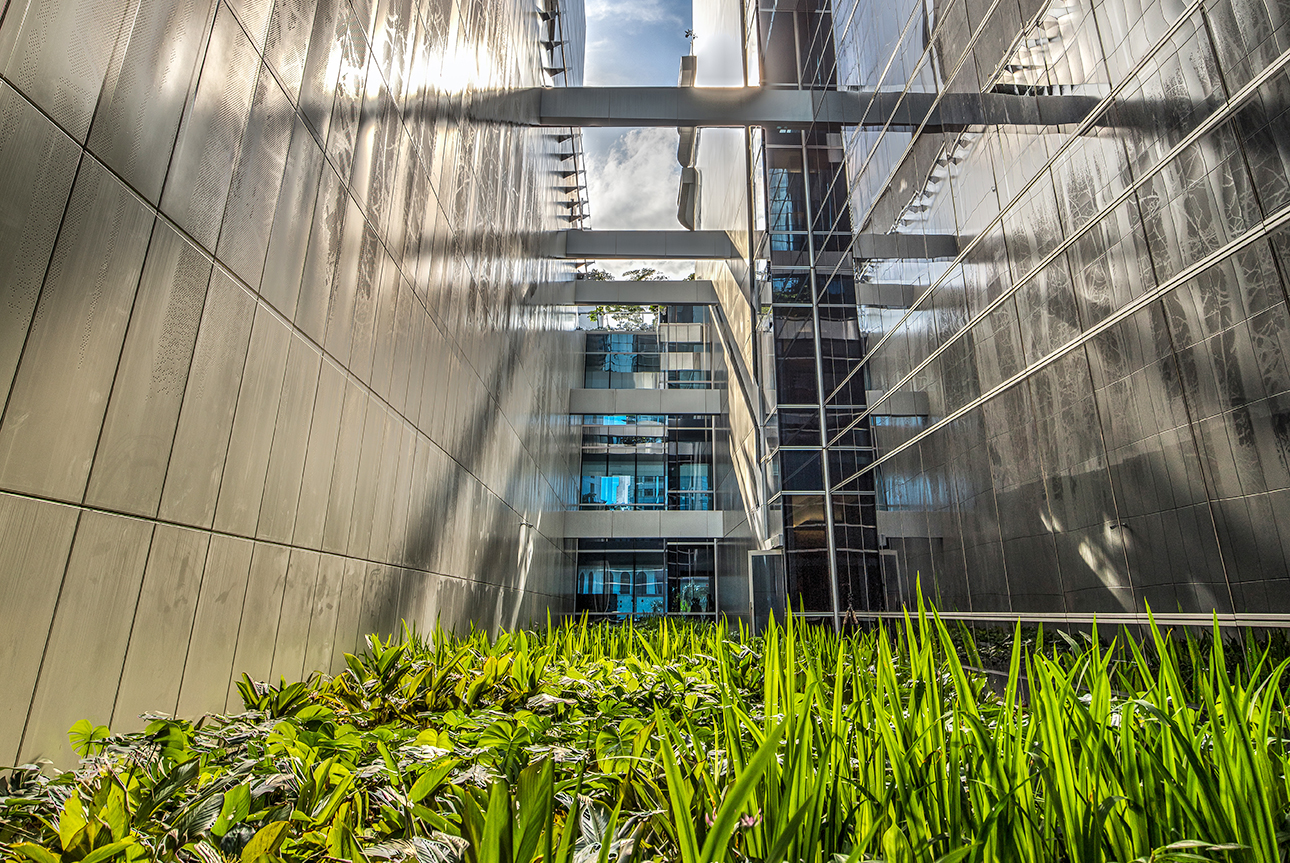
left=677, top=166, right=700, bottom=230
left=563, top=510, right=726, bottom=539
left=569, top=388, right=723, bottom=415
left=527, top=279, right=719, bottom=305
left=547, top=230, right=954, bottom=262
left=548, top=230, right=739, bottom=259
left=535, top=87, right=1102, bottom=129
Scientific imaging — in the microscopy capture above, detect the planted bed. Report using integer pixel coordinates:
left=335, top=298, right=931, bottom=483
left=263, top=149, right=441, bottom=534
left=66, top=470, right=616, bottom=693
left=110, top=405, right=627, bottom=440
left=3, top=607, right=1289, bottom=863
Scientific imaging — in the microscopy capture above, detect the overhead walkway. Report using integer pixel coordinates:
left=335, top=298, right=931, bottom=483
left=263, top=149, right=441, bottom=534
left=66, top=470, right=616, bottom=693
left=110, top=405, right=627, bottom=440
left=526, top=279, right=719, bottom=305
left=569, top=389, right=723, bottom=415
left=562, top=510, right=728, bottom=539
left=546, top=230, right=739, bottom=259
left=547, top=231, right=961, bottom=261
left=531, top=87, right=1102, bottom=130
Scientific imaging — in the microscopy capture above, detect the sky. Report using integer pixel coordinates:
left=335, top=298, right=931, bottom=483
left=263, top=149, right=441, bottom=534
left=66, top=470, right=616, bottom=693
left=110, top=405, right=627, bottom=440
left=582, top=0, right=695, bottom=278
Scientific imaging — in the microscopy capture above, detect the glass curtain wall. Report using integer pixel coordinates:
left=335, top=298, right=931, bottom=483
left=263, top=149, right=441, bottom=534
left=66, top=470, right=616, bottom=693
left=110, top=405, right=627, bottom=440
left=823, top=0, right=1290, bottom=621
left=579, top=415, right=715, bottom=511
left=583, top=305, right=714, bottom=389
left=576, top=539, right=718, bottom=620
left=753, top=0, right=883, bottom=620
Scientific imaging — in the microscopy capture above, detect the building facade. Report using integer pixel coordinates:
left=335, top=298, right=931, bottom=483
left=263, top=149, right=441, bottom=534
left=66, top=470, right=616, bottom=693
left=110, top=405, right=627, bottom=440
left=573, top=304, right=727, bottom=621
left=688, top=0, right=1290, bottom=626
left=0, top=0, right=586, bottom=766
left=6, top=0, right=1290, bottom=769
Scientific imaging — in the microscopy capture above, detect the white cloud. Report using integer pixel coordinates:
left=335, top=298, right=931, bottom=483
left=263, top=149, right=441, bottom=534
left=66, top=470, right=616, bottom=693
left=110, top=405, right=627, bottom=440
left=585, top=0, right=679, bottom=25
left=584, top=128, right=695, bottom=279
left=583, top=0, right=690, bottom=86
left=586, top=128, right=681, bottom=230
left=592, top=258, right=696, bottom=280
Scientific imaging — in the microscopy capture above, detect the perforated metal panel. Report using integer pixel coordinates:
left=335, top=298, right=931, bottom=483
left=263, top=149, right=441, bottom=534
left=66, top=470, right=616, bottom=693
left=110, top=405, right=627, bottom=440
left=0, top=0, right=130, bottom=141
left=161, top=4, right=258, bottom=248
left=113, top=525, right=211, bottom=730
left=270, top=548, right=321, bottom=681
left=225, top=542, right=289, bottom=709
left=175, top=534, right=254, bottom=717
left=89, top=0, right=216, bottom=202
left=257, top=334, right=322, bottom=541
left=0, top=157, right=154, bottom=501
left=0, top=0, right=581, bottom=765
left=87, top=222, right=211, bottom=515
left=0, top=81, right=80, bottom=407
left=214, top=307, right=292, bottom=535
left=22, top=512, right=153, bottom=766
left=158, top=270, right=255, bottom=527
left=0, top=494, right=78, bottom=765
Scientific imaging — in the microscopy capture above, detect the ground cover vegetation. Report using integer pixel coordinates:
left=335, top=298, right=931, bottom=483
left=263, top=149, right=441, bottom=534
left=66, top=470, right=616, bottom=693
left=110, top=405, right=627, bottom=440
left=3, top=604, right=1290, bottom=863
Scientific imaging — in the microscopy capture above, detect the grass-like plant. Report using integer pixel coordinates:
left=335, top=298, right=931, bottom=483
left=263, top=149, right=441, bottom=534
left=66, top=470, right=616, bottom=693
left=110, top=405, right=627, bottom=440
left=2, top=601, right=1288, bottom=863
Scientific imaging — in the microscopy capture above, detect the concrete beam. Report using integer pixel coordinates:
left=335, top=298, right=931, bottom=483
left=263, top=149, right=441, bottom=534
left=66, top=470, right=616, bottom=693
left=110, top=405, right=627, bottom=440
left=563, top=510, right=726, bottom=539
left=677, top=166, right=700, bottom=230
left=867, top=389, right=930, bottom=417
left=527, top=279, right=719, bottom=305
left=548, top=230, right=739, bottom=260
left=854, top=233, right=959, bottom=259
left=535, top=87, right=1101, bottom=129
left=570, top=388, right=724, bottom=415
left=677, top=126, right=698, bottom=166
left=547, top=230, right=953, bottom=261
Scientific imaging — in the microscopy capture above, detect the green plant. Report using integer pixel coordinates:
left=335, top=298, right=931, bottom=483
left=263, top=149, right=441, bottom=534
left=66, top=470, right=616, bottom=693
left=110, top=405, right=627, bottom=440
left=4, top=605, right=1289, bottom=863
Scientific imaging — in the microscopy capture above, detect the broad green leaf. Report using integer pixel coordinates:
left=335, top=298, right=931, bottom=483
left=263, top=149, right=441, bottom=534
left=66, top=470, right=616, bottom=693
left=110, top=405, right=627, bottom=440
left=68, top=720, right=110, bottom=758
left=81, top=839, right=135, bottom=863
left=100, top=782, right=129, bottom=842
left=408, top=762, right=455, bottom=804
left=240, top=821, right=291, bottom=863
left=58, top=794, right=87, bottom=853
left=213, top=784, right=251, bottom=837
left=12, top=843, right=61, bottom=863
left=698, top=720, right=785, bottom=863
left=481, top=780, right=513, bottom=863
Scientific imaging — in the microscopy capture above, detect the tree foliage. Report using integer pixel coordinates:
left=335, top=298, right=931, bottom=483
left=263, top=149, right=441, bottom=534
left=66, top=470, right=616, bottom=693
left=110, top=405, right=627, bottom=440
left=583, top=268, right=666, bottom=330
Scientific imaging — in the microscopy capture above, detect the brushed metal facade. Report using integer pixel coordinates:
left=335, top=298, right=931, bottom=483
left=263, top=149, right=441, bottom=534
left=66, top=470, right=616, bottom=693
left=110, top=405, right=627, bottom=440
left=0, top=0, right=583, bottom=767
left=831, top=0, right=1290, bottom=621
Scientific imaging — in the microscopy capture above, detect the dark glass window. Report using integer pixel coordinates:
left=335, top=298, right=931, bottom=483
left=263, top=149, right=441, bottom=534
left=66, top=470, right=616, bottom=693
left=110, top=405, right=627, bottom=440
left=777, top=409, right=821, bottom=446
left=576, top=545, right=666, bottom=618
left=767, top=148, right=806, bottom=232
left=780, top=449, right=824, bottom=491
left=667, top=543, right=716, bottom=615
left=774, top=307, right=818, bottom=404
left=771, top=272, right=811, bottom=303
left=784, top=551, right=832, bottom=612
left=817, top=275, right=855, bottom=304
left=782, top=495, right=827, bottom=550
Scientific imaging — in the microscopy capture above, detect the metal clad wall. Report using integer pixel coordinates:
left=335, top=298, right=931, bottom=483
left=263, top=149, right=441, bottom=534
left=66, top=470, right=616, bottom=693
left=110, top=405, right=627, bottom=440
left=834, top=0, right=1290, bottom=621
left=0, top=0, right=583, bottom=767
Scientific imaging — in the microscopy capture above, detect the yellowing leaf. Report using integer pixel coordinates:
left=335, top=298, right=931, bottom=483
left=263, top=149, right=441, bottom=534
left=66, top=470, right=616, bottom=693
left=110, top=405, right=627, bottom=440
left=240, top=821, right=291, bottom=863
left=58, top=795, right=87, bottom=853
left=81, top=839, right=135, bottom=863
left=12, top=843, right=61, bottom=863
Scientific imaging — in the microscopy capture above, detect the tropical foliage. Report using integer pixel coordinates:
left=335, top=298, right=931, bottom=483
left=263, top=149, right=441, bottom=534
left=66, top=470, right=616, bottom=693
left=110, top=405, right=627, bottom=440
left=3, top=604, right=1290, bottom=863
left=583, top=267, right=667, bottom=330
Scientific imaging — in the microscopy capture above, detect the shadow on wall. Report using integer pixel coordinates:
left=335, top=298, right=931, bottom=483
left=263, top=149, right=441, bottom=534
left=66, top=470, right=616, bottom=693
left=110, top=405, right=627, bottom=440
left=398, top=313, right=575, bottom=636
